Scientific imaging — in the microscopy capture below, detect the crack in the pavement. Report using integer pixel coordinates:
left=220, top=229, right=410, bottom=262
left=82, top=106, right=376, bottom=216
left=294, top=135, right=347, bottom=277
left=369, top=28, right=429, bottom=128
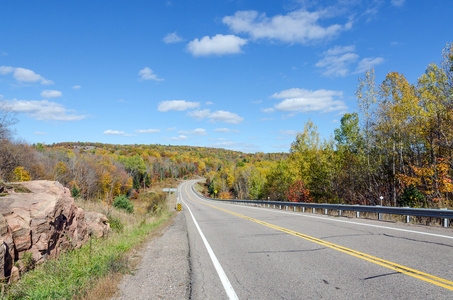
left=248, top=247, right=327, bottom=254
left=363, top=271, right=401, bottom=280
left=382, top=233, right=453, bottom=248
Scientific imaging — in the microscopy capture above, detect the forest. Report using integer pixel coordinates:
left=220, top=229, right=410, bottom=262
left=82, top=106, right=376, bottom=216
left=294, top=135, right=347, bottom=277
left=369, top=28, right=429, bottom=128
left=0, top=43, right=452, bottom=209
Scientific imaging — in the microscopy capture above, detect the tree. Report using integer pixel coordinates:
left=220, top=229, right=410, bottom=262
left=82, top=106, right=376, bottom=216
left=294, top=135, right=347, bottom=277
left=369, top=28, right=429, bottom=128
left=334, top=113, right=363, bottom=154
left=285, top=180, right=312, bottom=202
left=13, top=166, right=31, bottom=182
left=264, top=160, right=295, bottom=201
left=0, top=101, right=17, bottom=142
left=289, top=120, right=331, bottom=201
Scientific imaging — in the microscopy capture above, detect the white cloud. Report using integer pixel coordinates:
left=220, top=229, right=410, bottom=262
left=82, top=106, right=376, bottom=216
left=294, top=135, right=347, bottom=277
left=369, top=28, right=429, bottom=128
left=262, top=107, right=275, bottom=113
left=223, top=9, right=352, bottom=44
left=138, top=67, right=164, bottom=81
left=0, top=66, right=14, bottom=74
left=187, top=109, right=211, bottom=119
left=72, top=85, right=81, bottom=90
left=315, top=46, right=359, bottom=77
left=355, top=57, right=385, bottom=74
left=210, top=110, right=244, bottom=124
left=103, top=130, right=134, bottom=136
left=166, top=127, right=176, bottom=131
left=0, top=66, right=54, bottom=85
left=187, top=34, right=247, bottom=56
left=205, top=101, right=214, bottom=105
left=210, top=140, right=259, bottom=152
left=163, top=32, right=183, bottom=44
left=8, top=99, right=86, bottom=121
left=279, top=130, right=297, bottom=136
left=169, top=135, right=188, bottom=141
left=178, top=128, right=207, bottom=135
left=316, top=46, right=384, bottom=77
left=270, top=88, right=347, bottom=114
left=34, top=131, right=46, bottom=135
left=41, top=90, right=62, bottom=98
left=391, top=0, right=405, bottom=7
left=214, top=128, right=239, bottom=133
left=135, top=129, right=160, bottom=134
left=103, top=130, right=123, bottom=135
left=188, top=109, right=244, bottom=124
left=272, top=144, right=291, bottom=149
left=158, top=100, right=200, bottom=112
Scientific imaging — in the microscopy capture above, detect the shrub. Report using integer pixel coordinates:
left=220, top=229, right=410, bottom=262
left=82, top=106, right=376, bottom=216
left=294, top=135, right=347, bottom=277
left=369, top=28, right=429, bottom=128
left=107, top=215, right=124, bottom=233
left=113, top=195, right=134, bottom=213
left=398, top=185, right=424, bottom=207
left=71, top=184, right=81, bottom=198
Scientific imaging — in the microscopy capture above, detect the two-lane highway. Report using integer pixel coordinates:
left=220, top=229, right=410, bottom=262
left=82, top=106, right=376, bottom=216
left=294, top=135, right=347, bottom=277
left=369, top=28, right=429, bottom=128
left=180, top=180, right=453, bottom=299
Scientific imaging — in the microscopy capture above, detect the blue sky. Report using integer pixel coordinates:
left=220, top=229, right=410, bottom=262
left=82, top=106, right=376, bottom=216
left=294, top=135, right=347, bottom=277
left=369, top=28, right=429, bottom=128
left=1, top=0, right=451, bottom=153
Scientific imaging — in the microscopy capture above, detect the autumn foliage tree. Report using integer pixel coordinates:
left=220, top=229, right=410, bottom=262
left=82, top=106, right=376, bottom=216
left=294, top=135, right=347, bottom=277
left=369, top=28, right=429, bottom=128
left=285, top=180, right=312, bottom=202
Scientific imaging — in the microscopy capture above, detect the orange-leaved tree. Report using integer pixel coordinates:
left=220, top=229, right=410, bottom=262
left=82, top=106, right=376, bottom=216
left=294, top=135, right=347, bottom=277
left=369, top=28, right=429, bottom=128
left=285, top=180, right=312, bottom=202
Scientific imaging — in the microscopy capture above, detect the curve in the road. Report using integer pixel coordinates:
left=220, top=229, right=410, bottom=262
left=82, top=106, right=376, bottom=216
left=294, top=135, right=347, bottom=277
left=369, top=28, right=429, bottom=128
left=184, top=184, right=453, bottom=292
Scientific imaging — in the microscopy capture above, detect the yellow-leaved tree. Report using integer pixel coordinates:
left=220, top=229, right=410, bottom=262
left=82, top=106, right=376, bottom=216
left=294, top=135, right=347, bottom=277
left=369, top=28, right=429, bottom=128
left=13, top=166, right=31, bottom=182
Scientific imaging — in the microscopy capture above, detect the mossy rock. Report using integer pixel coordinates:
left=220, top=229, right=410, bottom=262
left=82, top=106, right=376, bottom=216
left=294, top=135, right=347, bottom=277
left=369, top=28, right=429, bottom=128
left=10, top=184, right=32, bottom=193
left=0, top=181, right=32, bottom=194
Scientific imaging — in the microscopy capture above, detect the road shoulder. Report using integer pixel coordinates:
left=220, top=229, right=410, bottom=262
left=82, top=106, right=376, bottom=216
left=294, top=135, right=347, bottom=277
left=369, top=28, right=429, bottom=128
left=113, top=212, right=190, bottom=300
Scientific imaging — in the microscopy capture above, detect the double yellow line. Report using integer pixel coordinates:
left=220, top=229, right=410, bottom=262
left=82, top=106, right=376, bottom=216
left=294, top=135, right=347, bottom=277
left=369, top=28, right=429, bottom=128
left=184, top=185, right=453, bottom=291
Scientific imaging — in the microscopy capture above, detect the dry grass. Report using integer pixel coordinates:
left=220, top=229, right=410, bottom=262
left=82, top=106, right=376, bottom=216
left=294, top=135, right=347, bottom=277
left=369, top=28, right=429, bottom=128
left=81, top=273, right=123, bottom=300
left=3, top=187, right=175, bottom=300
left=81, top=215, right=176, bottom=300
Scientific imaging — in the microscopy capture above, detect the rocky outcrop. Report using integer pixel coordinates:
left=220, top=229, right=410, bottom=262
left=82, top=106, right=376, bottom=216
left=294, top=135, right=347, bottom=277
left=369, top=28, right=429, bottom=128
left=85, top=211, right=110, bottom=238
left=0, top=180, right=109, bottom=281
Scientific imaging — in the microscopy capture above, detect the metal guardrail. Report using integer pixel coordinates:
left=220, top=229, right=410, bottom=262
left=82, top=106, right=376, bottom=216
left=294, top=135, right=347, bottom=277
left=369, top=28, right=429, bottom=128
left=191, top=185, right=453, bottom=227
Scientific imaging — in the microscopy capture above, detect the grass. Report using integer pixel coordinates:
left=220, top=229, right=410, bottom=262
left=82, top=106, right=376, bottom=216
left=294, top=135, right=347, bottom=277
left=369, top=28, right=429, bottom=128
left=2, top=190, right=173, bottom=300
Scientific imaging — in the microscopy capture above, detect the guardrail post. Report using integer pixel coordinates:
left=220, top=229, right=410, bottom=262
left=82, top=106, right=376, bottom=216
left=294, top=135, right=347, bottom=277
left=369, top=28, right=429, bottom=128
left=312, top=208, right=315, bottom=214
left=273, top=205, right=275, bottom=209
left=444, top=218, right=449, bottom=228
left=406, top=215, right=410, bottom=223
left=286, top=206, right=288, bottom=211
left=356, top=211, right=360, bottom=218
left=279, top=205, right=282, bottom=210
left=302, top=207, right=305, bottom=213
left=378, top=213, right=382, bottom=220
left=324, top=209, right=328, bottom=215
left=294, top=207, right=296, bottom=212
left=339, top=210, right=342, bottom=216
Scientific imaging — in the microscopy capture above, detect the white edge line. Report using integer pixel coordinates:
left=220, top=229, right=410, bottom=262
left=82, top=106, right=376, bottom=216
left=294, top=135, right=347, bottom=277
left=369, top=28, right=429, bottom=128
left=202, top=197, right=453, bottom=240
left=182, top=185, right=239, bottom=300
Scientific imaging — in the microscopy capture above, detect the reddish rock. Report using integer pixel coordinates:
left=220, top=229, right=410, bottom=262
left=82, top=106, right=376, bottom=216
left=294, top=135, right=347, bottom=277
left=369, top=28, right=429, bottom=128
left=0, top=180, right=108, bottom=281
left=85, top=211, right=110, bottom=238
left=9, top=266, right=19, bottom=283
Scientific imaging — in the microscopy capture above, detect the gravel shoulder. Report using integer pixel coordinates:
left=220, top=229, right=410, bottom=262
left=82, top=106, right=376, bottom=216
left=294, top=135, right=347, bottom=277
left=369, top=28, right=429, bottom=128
left=113, top=212, right=190, bottom=300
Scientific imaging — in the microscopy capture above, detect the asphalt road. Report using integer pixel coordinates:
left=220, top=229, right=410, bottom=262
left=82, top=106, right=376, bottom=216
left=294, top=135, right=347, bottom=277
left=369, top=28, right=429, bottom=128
left=180, top=180, right=453, bottom=299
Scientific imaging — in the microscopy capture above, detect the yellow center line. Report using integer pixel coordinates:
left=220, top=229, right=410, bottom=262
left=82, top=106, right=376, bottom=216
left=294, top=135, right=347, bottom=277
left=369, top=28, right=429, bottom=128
left=184, top=184, right=453, bottom=291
